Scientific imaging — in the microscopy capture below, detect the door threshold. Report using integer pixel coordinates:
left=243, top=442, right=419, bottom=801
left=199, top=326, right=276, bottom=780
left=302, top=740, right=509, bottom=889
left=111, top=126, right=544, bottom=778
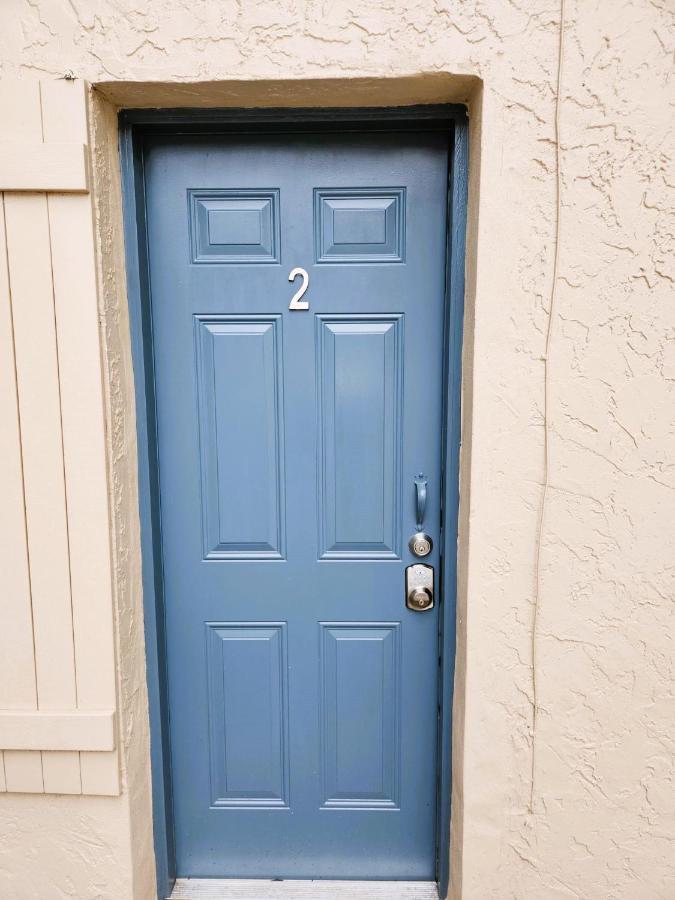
left=169, top=879, right=439, bottom=900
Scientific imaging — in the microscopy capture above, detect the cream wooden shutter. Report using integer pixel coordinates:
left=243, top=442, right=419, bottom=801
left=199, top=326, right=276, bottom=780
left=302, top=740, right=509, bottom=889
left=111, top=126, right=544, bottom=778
left=0, top=79, right=118, bottom=796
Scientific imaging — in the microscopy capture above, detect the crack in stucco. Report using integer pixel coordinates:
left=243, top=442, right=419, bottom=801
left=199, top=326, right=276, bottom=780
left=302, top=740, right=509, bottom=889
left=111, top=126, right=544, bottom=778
left=529, top=0, right=566, bottom=819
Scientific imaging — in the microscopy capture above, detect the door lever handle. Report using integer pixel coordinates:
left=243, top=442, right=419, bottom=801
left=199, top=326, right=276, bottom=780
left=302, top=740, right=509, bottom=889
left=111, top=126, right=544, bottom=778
left=414, top=474, right=427, bottom=530
left=410, top=475, right=433, bottom=557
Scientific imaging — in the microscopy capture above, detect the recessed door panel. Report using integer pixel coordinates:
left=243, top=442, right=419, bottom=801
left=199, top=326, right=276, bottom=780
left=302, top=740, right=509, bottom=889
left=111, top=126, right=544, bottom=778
left=144, top=129, right=450, bottom=880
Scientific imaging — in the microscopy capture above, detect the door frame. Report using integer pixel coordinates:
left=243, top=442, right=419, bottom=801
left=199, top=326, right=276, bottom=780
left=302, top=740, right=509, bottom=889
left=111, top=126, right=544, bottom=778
left=119, top=104, right=468, bottom=900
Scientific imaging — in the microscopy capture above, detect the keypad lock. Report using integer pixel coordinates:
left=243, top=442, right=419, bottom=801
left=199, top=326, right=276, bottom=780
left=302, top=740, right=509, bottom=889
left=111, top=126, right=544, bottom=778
left=406, top=563, right=434, bottom=612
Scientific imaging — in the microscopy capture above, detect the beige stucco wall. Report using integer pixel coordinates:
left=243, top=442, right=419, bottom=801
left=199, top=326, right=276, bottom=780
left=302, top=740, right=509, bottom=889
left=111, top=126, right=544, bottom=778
left=1, top=1, right=674, bottom=899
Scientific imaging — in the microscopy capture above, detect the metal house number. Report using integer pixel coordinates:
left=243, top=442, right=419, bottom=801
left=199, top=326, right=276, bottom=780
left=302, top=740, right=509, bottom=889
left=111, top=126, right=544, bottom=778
left=288, top=267, right=309, bottom=310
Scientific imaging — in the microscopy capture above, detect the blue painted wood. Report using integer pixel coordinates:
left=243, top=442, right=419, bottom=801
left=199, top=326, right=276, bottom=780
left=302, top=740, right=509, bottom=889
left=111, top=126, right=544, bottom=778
left=316, top=315, right=402, bottom=558
left=436, top=113, right=469, bottom=900
left=206, top=623, right=289, bottom=807
left=143, top=129, right=449, bottom=880
left=320, top=623, right=400, bottom=808
left=119, top=125, right=176, bottom=900
left=120, top=104, right=466, bottom=130
left=195, top=316, right=285, bottom=558
left=121, top=105, right=467, bottom=899
left=315, top=188, right=405, bottom=263
left=189, top=189, right=280, bottom=264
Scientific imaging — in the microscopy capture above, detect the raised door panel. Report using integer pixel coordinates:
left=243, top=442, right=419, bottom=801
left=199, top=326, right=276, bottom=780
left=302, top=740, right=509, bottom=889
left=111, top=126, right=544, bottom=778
left=206, top=623, right=289, bottom=808
left=314, top=188, right=405, bottom=263
left=189, top=189, right=280, bottom=264
left=317, top=315, right=403, bottom=559
left=195, top=316, right=285, bottom=559
left=320, top=624, right=400, bottom=808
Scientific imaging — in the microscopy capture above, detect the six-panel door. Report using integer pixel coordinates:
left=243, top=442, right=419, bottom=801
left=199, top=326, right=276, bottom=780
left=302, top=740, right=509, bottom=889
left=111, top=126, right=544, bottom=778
left=144, top=130, right=450, bottom=879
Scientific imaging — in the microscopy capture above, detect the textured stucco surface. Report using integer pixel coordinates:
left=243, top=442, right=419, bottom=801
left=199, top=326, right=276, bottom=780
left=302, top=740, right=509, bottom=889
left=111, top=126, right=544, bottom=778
left=1, top=1, right=674, bottom=899
left=0, top=795, right=135, bottom=898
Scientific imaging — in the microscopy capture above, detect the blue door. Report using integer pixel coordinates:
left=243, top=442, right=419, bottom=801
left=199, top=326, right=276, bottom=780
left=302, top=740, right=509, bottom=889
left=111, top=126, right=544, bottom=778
left=144, top=129, right=450, bottom=880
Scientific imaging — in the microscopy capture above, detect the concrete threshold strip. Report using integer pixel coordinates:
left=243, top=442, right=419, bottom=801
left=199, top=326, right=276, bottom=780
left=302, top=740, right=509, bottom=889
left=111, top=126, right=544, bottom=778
left=170, top=880, right=439, bottom=900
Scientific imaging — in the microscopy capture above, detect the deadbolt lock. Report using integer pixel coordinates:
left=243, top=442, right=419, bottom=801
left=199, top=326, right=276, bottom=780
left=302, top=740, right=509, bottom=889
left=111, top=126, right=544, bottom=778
left=409, top=531, right=433, bottom=558
left=406, top=563, right=434, bottom=612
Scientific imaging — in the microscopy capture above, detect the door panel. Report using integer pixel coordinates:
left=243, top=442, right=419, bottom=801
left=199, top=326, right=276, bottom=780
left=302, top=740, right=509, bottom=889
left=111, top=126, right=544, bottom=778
left=143, top=130, right=449, bottom=880
left=195, top=315, right=285, bottom=559
left=206, top=622, right=289, bottom=807
left=320, top=623, right=400, bottom=809
left=316, top=315, right=403, bottom=558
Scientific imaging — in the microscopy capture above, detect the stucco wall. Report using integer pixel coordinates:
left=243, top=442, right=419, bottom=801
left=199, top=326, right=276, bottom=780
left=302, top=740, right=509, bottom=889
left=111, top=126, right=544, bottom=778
left=1, top=2, right=674, bottom=899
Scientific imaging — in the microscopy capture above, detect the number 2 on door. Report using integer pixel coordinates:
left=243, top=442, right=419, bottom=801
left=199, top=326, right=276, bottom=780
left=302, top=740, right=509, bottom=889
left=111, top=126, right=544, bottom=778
left=288, top=267, right=309, bottom=310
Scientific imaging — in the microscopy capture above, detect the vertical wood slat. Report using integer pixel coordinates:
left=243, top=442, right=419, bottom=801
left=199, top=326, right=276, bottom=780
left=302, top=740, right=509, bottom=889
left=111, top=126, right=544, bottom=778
left=42, top=80, right=119, bottom=795
left=0, top=194, right=43, bottom=794
left=0, top=81, right=47, bottom=794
